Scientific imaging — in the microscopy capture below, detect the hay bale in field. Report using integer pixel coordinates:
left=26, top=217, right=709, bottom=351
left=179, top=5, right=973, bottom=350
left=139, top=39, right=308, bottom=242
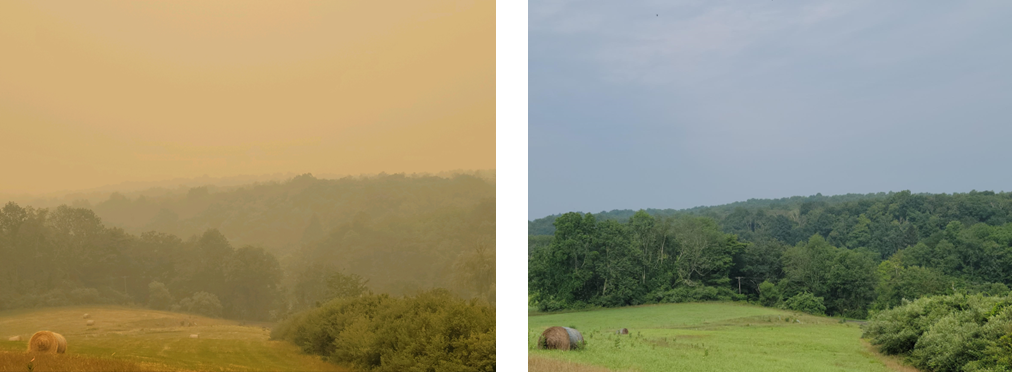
left=616, top=328, right=629, bottom=335
left=537, top=326, right=569, bottom=350
left=86, top=320, right=95, bottom=326
left=189, top=334, right=199, bottom=339
left=82, top=313, right=90, bottom=319
left=564, top=327, right=584, bottom=348
left=537, top=326, right=584, bottom=350
left=28, top=331, right=67, bottom=354
left=8, top=335, right=22, bottom=341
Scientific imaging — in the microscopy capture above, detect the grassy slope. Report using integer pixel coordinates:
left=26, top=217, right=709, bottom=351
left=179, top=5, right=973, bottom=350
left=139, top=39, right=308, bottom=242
left=529, top=302, right=911, bottom=372
left=0, top=306, right=345, bottom=372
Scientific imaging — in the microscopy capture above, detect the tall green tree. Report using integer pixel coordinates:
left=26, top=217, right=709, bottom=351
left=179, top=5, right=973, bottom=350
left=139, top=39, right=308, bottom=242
left=225, top=246, right=283, bottom=320
left=529, top=212, right=600, bottom=308
left=453, top=237, right=496, bottom=304
left=732, top=238, right=787, bottom=295
left=594, top=219, right=639, bottom=306
left=670, top=217, right=741, bottom=287
left=781, top=234, right=837, bottom=296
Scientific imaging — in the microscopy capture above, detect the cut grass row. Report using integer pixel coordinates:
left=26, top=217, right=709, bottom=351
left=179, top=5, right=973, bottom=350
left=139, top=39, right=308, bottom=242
left=529, top=302, right=917, bottom=372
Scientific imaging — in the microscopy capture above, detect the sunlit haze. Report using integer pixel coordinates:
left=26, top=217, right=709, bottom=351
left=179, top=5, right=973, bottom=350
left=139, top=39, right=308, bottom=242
left=0, top=0, right=494, bottom=195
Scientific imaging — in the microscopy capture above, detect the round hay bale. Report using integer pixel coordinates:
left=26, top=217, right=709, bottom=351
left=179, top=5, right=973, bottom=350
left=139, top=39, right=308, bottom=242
left=537, top=326, right=584, bottom=350
left=55, top=333, right=66, bottom=353
left=616, top=328, right=629, bottom=335
left=563, top=327, right=584, bottom=349
left=86, top=320, right=95, bottom=326
left=189, top=334, right=199, bottom=339
left=537, top=326, right=569, bottom=350
left=82, top=313, right=91, bottom=319
left=28, top=331, right=67, bottom=354
left=8, top=335, right=22, bottom=341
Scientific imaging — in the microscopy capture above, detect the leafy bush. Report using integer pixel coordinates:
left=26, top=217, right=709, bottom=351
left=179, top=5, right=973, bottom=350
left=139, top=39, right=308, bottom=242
left=910, top=313, right=989, bottom=372
left=69, top=288, right=100, bottom=304
left=782, top=292, right=825, bottom=315
left=272, top=289, right=494, bottom=372
left=758, top=280, right=780, bottom=307
left=173, top=292, right=223, bottom=318
left=147, top=281, right=174, bottom=310
left=965, top=326, right=1012, bottom=372
left=40, top=289, right=69, bottom=307
left=863, top=293, right=1012, bottom=372
left=534, top=297, right=570, bottom=312
left=325, top=271, right=370, bottom=299
left=487, top=283, right=496, bottom=307
left=649, top=286, right=743, bottom=304
left=96, top=286, right=133, bottom=305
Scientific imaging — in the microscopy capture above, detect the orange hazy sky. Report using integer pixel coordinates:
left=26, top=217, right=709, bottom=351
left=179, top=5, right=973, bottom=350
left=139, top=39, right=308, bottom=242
left=0, top=1, right=493, bottom=195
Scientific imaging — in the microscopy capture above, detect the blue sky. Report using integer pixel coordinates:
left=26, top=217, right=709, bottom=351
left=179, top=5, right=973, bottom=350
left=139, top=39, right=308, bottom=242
left=529, top=0, right=1012, bottom=220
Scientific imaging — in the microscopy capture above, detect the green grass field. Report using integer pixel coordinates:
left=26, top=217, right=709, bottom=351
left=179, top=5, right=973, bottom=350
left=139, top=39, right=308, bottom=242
left=0, top=306, right=345, bottom=371
left=529, top=302, right=914, bottom=372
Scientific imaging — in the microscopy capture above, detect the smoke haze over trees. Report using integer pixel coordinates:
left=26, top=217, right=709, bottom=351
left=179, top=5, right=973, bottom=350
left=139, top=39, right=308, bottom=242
left=0, top=172, right=495, bottom=320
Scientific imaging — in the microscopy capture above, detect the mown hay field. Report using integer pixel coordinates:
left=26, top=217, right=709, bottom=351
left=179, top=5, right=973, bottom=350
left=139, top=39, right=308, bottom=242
left=0, top=306, right=345, bottom=371
left=529, top=355, right=630, bottom=372
left=529, top=302, right=916, bottom=372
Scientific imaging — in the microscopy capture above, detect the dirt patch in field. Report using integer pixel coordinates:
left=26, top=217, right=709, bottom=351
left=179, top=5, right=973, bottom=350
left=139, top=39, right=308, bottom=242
left=861, top=339, right=921, bottom=372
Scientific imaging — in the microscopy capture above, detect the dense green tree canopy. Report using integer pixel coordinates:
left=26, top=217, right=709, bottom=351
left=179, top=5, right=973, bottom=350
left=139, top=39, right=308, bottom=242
left=530, top=190, right=1012, bottom=318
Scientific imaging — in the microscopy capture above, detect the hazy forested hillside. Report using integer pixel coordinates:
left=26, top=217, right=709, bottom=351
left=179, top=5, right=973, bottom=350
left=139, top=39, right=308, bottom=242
left=85, top=172, right=494, bottom=252
left=0, top=173, right=495, bottom=320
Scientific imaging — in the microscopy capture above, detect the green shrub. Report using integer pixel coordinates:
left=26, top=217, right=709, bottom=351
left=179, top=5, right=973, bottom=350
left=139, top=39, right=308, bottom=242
left=96, top=286, right=133, bottom=305
left=146, top=281, right=174, bottom=310
left=535, top=298, right=567, bottom=312
left=174, top=292, right=223, bottom=318
left=758, top=280, right=781, bottom=307
left=864, top=293, right=987, bottom=355
left=40, top=289, right=69, bottom=307
left=649, top=286, right=742, bottom=304
left=272, top=289, right=495, bottom=372
left=863, top=293, right=1012, bottom=372
left=782, top=292, right=825, bottom=315
left=69, top=288, right=100, bottom=304
left=910, top=313, right=985, bottom=371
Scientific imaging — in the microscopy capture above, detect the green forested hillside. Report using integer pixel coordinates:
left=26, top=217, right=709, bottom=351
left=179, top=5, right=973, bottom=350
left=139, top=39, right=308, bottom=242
left=529, top=190, right=1012, bottom=319
left=528, top=192, right=891, bottom=236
